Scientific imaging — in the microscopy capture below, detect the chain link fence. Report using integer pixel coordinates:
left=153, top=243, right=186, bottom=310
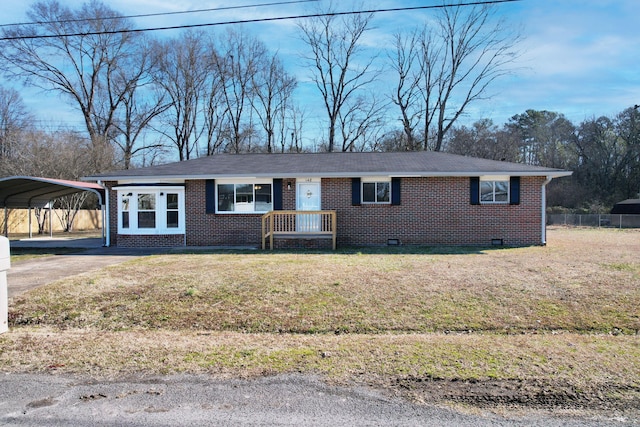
left=547, top=214, right=640, bottom=228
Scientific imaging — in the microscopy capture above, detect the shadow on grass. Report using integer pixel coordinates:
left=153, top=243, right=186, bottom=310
left=173, top=244, right=510, bottom=256
left=10, top=247, right=86, bottom=257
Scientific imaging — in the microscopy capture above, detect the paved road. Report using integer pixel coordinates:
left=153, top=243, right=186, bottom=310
left=1, top=373, right=632, bottom=427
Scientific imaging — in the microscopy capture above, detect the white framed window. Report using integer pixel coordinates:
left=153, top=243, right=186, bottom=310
left=116, top=186, right=185, bottom=234
left=362, top=177, right=390, bottom=204
left=480, top=176, right=509, bottom=203
left=216, top=179, right=273, bottom=213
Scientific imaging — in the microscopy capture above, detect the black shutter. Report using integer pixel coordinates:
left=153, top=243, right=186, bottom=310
left=510, top=176, right=520, bottom=205
left=391, top=177, right=401, bottom=205
left=206, top=179, right=216, bottom=213
left=470, top=177, right=480, bottom=205
left=273, top=178, right=283, bottom=210
left=352, top=178, right=361, bottom=206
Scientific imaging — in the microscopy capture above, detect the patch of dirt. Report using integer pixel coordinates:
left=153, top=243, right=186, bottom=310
left=388, top=376, right=640, bottom=413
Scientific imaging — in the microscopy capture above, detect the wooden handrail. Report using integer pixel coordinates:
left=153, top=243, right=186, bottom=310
left=262, top=210, right=337, bottom=250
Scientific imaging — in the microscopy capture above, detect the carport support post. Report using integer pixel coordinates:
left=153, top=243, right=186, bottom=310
left=3, top=207, right=7, bottom=237
left=49, top=202, right=53, bottom=238
left=28, top=207, right=32, bottom=239
left=0, top=236, right=10, bottom=334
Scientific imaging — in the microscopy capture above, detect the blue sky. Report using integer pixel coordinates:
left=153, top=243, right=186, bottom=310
left=2, top=0, right=639, bottom=136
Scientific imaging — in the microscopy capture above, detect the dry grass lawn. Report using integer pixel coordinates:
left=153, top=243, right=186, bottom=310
left=2, top=227, right=639, bottom=412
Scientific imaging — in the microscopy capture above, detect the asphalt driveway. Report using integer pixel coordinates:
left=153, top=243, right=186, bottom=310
left=7, top=240, right=167, bottom=298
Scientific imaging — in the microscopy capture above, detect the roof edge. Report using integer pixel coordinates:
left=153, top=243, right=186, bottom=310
left=86, top=170, right=572, bottom=182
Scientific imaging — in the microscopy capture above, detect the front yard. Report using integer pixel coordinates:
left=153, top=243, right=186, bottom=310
left=1, top=227, right=639, bottom=414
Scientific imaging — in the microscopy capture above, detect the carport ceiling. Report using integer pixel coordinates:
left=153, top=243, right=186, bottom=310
left=0, top=176, right=105, bottom=208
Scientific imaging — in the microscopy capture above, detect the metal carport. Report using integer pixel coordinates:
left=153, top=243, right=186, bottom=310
left=0, top=176, right=106, bottom=245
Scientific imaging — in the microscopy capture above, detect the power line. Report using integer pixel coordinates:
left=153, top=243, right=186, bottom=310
left=0, top=0, right=319, bottom=28
left=0, top=0, right=522, bottom=41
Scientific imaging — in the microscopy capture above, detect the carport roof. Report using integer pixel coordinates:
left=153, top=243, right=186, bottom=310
left=0, top=176, right=105, bottom=208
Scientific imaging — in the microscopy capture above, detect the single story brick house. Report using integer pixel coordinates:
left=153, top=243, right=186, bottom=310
left=85, top=151, right=571, bottom=249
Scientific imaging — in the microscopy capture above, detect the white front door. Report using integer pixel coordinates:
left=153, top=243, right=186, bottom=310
left=296, top=181, right=321, bottom=232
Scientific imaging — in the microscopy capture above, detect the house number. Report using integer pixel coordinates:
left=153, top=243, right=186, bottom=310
left=304, top=178, right=313, bottom=182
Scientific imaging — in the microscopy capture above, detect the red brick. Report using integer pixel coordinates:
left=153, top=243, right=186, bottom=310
left=105, top=177, right=546, bottom=248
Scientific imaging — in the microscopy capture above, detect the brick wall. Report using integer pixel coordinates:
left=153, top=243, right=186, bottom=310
left=106, top=176, right=545, bottom=248
left=322, top=176, right=544, bottom=247
left=117, top=234, right=184, bottom=247
left=185, top=180, right=263, bottom=246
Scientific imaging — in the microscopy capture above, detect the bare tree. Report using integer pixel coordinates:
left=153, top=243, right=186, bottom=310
left=203, top=46, right=227, bottom=156
left=213, top=29, right=265, bottom=154
left=53, top=192, right=90, bottom=232
left=338, top=93, right=388, bottom=152
left=114, top=79, right=169, bottom=169
left=0, top=0, right=147, bottom=171
left=287, top=106, right=307, bottom=152
left=390, top=2, right=520, bottom=151
left=389, top=30, right=423, bottom=151
left=111, top=36, right=170, bottom=169
left=152, top=31, right=210, bottom=161
left=298, top=6, right=379, bottom=152
left=251, top=52, right=297, bottom=153
left=0, top=86, right=33, bottom=160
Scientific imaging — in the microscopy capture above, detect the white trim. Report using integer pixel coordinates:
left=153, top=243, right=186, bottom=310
left=116, top=187, right=185, bottom=235
left=116, top=179, right=185, bottom=185
left=215, top=178, right=266, bottom=185
left=103, top=181, right=110, bottom=247
left=361, top=176, right=391, bottom=182
left=480, top=175, right=509, bottom=181
left=295, top=177, right=321, bottom=183
left=115, top=185, right=185, bottom=191
left=215, top=179, right=274, bottom=214
left=479, top=179, right=509, bottom=204
left=361, top=180, right=391, bottom=204
left=94, top=171, right=573, bottom=181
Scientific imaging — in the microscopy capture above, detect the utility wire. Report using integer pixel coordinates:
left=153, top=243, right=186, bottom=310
left=0, top=0, right=522, bottom=41
left=0, top=0, right=319, bottom=28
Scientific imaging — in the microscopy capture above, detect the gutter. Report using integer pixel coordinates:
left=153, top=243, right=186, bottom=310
left=541, top=176, right=553, bottom=245
left=86, top=171, right=573, bottom=182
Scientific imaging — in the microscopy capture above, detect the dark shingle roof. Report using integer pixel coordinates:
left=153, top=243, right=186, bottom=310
left=86, top=151, right=571, bottom=181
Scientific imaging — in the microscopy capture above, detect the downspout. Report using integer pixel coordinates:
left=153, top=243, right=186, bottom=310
left=100, top=181, right=110, bottom=247
left=541, top=176, right=553, bottom=245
